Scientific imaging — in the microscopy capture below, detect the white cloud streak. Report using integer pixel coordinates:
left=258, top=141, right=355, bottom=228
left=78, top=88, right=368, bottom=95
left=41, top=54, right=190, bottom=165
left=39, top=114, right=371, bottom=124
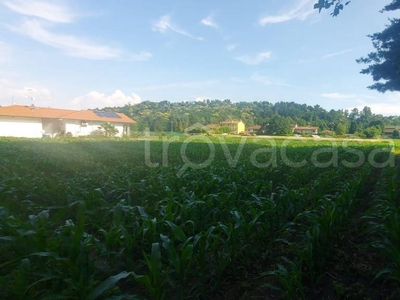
left=201, top=14, right=219, bottom=29
left=2, top=0, right=75, bottom=23
left=9, top=20, right=151, bottom=61
left=259, top=0, right=316, bottom=25
left=235, top=51, right=272, bottom=65
left=0, top=78, right=54, bottom=106
left=351, top=92, right=400, bottom=116
left=72, top=90, right=142, bottom=110
left=4, top=1, right=151, bottom=61
left=152, top=15, right=203, bottom=41
left=322, top=49, right=353, bottom=58
left=322, top=93, right=357, bottom=99
left=353, top=103, right=400, bottom=116
left=299, top=48, right=354, bottom=64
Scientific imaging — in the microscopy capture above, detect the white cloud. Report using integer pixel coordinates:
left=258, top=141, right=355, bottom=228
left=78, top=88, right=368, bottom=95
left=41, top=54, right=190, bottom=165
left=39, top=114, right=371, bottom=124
left=152, top=14, right=203, bottom=41
left=133, top=80, right=218, bottom=91
left=9, top=20, right=151, bottom=61
left=259, top=0, right=316, bottom=25
left=227, top=43, right=237, bottom=51
left=322, top=93, right=357, bottom=99
left=322, top=49, right=353, bottom=59
left=2, top=0, right=75, bottom=23
left=235, top=51, right=272, bottom=65
left=200, top=15, right=219, bottom=29
left=0, top=78, right=54, bottom=106
left=351, top=92, right=400, bottom=116
left=353, top=103, right=400, bottom=116
left=320, top=93, right=382, bottom=103
left=72, top=90, right=142, bottom=110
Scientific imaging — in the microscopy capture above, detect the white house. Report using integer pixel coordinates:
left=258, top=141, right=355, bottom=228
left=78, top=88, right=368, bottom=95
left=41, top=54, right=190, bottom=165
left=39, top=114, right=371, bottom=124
left=0, top=105, right=136, bottom=138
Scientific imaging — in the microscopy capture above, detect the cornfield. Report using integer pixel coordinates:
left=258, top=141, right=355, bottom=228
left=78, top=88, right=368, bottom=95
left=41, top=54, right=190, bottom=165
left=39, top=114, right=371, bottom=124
left=0, top=137, right=399, bottom=299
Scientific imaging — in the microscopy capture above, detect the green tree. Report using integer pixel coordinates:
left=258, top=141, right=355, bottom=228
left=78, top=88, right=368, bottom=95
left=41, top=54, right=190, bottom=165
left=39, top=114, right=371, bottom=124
left=364, top=126, right=382, bottom=139
left=369, top=120, right=385, bottom=132
left=219, top=126, right=231, bottom=134
left=315, top=0, right=400, bottom=92
left=393, top=129, right=400, bottom=138
left=102, top=100, right=400, bottom=139
left=335, top=123, right=347, bottom=135
left=99, top=122, right=119, bottom=137
left=267, top=115, right=293, bottom=135
left=188, top=127, right=207, bottom=134
left=356, top=7, right=400, bottom=92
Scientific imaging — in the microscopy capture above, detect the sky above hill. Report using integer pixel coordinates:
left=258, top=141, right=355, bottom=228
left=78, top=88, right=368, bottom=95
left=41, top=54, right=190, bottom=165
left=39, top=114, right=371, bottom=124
left=0, top=0, right=399, bottom=115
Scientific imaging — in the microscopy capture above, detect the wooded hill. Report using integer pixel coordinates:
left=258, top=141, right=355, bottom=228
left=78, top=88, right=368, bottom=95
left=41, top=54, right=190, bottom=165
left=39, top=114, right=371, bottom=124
left=101, top=100, right=400, bottom=137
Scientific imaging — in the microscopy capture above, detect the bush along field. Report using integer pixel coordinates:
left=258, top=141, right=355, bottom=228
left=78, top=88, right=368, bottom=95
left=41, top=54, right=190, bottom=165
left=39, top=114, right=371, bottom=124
left=0, top=137, right=399, bottom=299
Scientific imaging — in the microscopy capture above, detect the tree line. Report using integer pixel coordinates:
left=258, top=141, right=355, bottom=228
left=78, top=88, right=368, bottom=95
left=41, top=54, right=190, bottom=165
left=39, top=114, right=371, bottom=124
left=101, top=100, right=400, bottom=137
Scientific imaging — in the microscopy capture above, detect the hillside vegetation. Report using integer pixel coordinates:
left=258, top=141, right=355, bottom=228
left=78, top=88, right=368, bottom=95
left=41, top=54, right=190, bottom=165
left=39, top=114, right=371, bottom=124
left=101, top=100, right=400, bottom=137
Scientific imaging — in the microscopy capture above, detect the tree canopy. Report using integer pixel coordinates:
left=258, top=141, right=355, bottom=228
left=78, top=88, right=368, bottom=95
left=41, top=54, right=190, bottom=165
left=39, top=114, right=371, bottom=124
left=313, top=0, right=351, bottom=17
left=101, top=99, right=400, bottom=137
left=314, top=0, right=400, bottom=92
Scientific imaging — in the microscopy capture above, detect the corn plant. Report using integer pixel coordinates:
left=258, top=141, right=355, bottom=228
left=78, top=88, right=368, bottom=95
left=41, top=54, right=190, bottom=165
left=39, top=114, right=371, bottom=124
left=261, top=257, right=305, bottom=299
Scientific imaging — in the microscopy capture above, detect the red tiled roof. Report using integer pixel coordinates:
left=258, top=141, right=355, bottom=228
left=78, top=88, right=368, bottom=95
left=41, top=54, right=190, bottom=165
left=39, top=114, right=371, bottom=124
left=0, top=105, right=136, bottom=124
left=248, top=125, right=261, bottom=130
left=220, top=120, right=242, bottom=124
left=205, top=124, right=220, bottom=128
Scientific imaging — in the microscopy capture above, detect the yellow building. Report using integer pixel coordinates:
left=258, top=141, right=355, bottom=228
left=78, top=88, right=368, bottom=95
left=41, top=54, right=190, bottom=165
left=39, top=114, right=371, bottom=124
left=220, top=120, right=245, bottom=134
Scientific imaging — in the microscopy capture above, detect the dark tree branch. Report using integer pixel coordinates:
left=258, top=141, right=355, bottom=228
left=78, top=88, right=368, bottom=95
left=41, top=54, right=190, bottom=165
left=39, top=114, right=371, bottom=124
left=314, top=0, right=400, bottom=92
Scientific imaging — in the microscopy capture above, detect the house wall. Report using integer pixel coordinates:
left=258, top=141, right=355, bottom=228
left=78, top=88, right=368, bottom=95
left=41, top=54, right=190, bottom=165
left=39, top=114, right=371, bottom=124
left=64, top=120, right=125, bottom=137
left=237, top=122, right=245, bottom=134
left=0, top=116, right=42, bottom=138
left=220, top=122, right=245, bottom=134
left=294, top=129, right=318, bottom=135
left=384, top=127, right=400, bottom=135
left=42, top=119, right=64, bottom=137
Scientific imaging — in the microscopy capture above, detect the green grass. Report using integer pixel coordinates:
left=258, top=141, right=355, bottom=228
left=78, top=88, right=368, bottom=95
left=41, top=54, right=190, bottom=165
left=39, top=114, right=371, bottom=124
left=0, top=136, right=399, bottom=299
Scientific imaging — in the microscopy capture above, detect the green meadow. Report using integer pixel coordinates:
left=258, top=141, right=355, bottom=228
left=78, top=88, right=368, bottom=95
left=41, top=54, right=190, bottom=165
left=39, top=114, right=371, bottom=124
left=0, top=137, right=399, bottom=299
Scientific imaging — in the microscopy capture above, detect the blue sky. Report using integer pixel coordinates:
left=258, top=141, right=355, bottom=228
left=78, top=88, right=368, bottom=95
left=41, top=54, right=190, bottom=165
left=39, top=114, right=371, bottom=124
left=0, top=0, right=399, bottom=115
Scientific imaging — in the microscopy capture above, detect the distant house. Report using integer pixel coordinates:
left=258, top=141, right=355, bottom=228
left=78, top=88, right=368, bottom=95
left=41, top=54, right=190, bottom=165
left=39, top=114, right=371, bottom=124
left=219, top=120, right=245, bottom=134
left=247, top=125, right=261, bottom=134
left=292, top=124, right=318, bottom=135
left=384, top=126, right=400, bottom=136
left=205, top=124, right=220, bottom=132
left=0, top=105, right=136, bottom=138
